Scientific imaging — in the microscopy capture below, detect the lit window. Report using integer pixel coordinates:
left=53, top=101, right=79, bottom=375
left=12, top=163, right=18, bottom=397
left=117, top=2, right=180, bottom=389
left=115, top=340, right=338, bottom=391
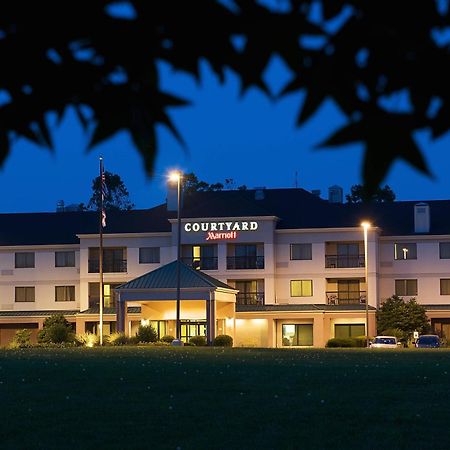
left=290, top=280, right=313, bottom=297
left=394, top=243, right=417, bottom=260
left=335, top=324, right=365, bottom=339
left=282, top=324, right=313, bottom=346
left=290, top=243, right=312, bottom=260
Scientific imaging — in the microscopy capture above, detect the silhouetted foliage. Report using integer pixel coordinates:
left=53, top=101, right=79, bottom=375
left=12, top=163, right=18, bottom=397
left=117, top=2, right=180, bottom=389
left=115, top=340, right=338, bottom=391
left=0, top=1, right=448, bottom=194
left=182, top=172, right=246, bottom=195
left=346, top=184, right=396, bottom=203
left=88, top=171, right=134, bottom=211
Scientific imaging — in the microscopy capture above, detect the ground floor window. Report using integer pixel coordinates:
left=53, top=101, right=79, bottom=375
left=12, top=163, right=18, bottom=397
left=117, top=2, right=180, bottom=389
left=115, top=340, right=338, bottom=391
left=149, top=320, right=167, bottom=339
left=85, top=321, right=115, bottom=335
left=282, top=324, right=313, bottom=346
left=334, top=324, right=365, bottom=339
left=180, top=321, right=206, bottom=342
left=431, top=319, right=450, bottom=340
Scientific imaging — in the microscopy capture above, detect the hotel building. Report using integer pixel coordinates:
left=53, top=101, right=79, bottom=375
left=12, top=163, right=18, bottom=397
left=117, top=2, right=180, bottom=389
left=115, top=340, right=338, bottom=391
left=1, top=187, right=450, bottom=347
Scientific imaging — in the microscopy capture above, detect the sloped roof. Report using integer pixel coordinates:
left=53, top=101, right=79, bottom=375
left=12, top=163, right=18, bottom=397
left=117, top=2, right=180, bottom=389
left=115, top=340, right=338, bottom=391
left=116, top=260, right=234, bottom=291
left=2, top=188, right=450, bottom=246
left=0, top=310, right=79, bottom=317
left=0, top=205, right=171, bottom=246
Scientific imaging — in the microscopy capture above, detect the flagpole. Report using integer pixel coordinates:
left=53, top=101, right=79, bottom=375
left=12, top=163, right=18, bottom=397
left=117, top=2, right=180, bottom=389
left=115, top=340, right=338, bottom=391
left=99, top=157, right=104, bottom=346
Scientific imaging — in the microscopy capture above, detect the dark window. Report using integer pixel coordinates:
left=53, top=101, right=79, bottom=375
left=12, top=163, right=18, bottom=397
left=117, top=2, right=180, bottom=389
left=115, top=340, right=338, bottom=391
left=335, top=324, right=365, bottom=339
left=227, top=244, right=264, bottom=269
left=88, top=247, right=127, bottom=273
left=440, top=243, right=450, bottom=259
left=139, top=247, right=160, bottom=264
left=55, top=286, right=75, bottom=302
left=15, top=287, right=35, bottom=302
left=394, top=243, right=417, bottom=260
left=395, top=279, right=418, bottom=296
left=290, top=243, right=312, bottom=260
left=282, top=324, right=313, bottom=346
left=440, top=279, right=450, bottom=295
left=55, top=251, right=75, bottom=267
left=15, top=252, right=35, bottom=268
left=290, top=280, right=313, bottom=297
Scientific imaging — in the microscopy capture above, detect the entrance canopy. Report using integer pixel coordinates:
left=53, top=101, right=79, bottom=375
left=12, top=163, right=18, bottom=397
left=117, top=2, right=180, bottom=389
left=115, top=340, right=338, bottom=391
left=115, top=261, right=237, bottom=341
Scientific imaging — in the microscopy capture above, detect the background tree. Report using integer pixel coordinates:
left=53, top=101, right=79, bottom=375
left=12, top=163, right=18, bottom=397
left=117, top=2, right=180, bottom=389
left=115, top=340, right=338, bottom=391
left=0, top=1, right=448, bottom=194
left=88, top=171, right=134, bottom=211
left=182, top=172, right=246, bottom=195
left=346, top=184, right=396, bottom=203
left=376, top=295, right=431, bottom=341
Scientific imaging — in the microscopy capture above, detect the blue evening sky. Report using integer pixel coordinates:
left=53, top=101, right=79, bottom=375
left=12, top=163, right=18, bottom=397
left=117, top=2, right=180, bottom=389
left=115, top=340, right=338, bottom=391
left=1, top=56, right=450, bottom=213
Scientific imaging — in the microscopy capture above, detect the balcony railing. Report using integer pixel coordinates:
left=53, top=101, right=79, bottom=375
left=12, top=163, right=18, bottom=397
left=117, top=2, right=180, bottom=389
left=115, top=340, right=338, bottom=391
left=227, top=256, right=265, bottom=270
left=88, top=259, right=127, bottom=273
left=181, top=257, right=218, bottom=271
left=236, top=292, right=265, bottom=306
left=326, top=291, right=366, bottom=305
left=89, top=297, right=116, bottom=308
left=325, top=255, right=365, bottom=268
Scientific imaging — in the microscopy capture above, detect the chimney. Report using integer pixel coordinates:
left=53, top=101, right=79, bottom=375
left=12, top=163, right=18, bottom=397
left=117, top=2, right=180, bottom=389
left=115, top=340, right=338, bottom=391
left=328, top=185, right=343, bottom=203
left=414, top=202, right=430, bottom=233
left=254, top=187, right=265, bottom=200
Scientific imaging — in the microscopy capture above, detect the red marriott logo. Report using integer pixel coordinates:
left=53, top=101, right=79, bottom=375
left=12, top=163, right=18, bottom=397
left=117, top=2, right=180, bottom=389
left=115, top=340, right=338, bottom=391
left=206, top=231, right=237, bottom=241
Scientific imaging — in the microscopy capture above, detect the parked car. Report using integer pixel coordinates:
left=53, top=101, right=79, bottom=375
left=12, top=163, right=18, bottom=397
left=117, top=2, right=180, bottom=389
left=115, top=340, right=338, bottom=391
left=415, top=335, right=441, bottom=348
left=370, top=336, right=401, bottom=349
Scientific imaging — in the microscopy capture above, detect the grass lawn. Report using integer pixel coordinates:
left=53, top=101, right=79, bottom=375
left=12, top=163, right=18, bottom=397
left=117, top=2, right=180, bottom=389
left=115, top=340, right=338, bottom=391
left=1, top=347, right=450, bottom=450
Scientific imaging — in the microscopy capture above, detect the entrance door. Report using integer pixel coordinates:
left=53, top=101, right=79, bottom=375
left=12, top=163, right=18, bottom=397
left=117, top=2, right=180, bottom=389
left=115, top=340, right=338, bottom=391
left=180, top=321, right=207, bottom=342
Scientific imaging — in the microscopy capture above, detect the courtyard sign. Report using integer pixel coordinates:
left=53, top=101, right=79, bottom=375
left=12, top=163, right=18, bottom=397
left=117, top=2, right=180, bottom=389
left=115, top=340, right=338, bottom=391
left=184, top=221, right=259, bottom=241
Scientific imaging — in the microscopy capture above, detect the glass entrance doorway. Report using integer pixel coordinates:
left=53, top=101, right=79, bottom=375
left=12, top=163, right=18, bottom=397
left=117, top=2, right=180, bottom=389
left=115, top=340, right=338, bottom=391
left=180, top=321, right=207, bottom=342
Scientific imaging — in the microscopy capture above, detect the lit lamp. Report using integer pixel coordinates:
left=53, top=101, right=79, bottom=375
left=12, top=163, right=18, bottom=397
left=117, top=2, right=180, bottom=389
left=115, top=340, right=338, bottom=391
left=169, top=170, right=183, bottom=344
left=361, top=221, right=371, bottom=348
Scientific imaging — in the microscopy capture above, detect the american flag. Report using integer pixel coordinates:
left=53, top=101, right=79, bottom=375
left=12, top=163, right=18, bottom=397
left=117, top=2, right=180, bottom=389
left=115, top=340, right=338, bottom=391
left=102, top=209, right=106, bottom=228
left=100, top=159, right=107, bottom=228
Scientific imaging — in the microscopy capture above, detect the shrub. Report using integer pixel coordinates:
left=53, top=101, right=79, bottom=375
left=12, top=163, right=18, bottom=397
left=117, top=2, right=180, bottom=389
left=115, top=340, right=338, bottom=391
left=326, top=338, right=357, bottom=348
left=136, top=325, right=158, bottom=343
left=9, top=329, right=32, bottom=349
left=108, top=332, right=129, bottom=346
left=160, top=335, right=175, bottom=343
left=353, top=336, right=368, bottom=348
left=76, top=332, right=99, bottom=347
left=213, top=334, right=233, bottom=347
left=38, top=314, right=74, bottom=344
left=189, top=335, right=207, bottom=346
left=128, top=336, right=140, bottom=345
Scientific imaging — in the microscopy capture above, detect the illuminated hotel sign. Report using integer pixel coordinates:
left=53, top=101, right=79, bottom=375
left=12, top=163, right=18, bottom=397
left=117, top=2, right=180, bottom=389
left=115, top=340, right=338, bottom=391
left=184, top=221, right=259, bottom=241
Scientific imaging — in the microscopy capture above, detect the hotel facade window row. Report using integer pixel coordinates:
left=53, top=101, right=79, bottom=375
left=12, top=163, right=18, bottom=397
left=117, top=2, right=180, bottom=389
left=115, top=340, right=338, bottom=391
left=1, top=189, right=450, bottom=347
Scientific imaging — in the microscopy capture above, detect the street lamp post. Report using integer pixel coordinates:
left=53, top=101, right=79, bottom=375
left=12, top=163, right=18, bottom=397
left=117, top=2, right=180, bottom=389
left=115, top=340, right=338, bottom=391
left=169, top=171, right=182, bottom=342
left=361, top=222, right=371, bottom=348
